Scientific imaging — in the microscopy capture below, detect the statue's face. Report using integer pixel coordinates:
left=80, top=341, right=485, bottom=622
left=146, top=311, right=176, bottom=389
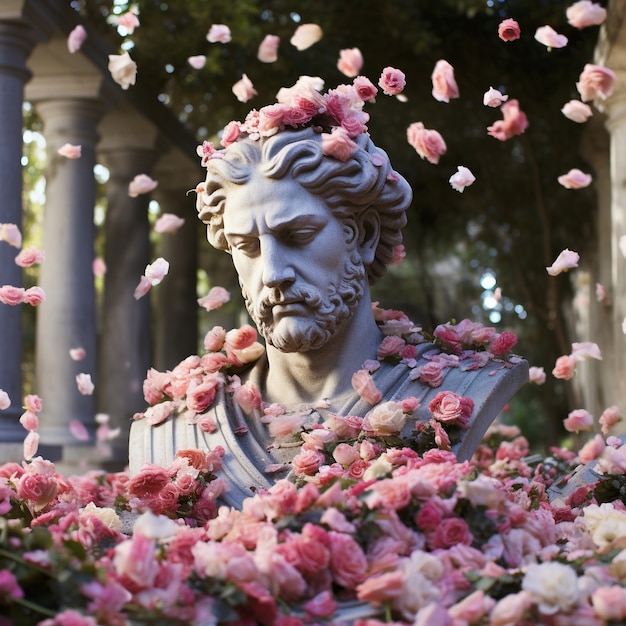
left=222, top=175, right=365, bottom=352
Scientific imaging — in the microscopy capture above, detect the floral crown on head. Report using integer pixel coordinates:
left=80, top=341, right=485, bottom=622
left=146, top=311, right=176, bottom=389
left=196, top=68, right=406, bottom=167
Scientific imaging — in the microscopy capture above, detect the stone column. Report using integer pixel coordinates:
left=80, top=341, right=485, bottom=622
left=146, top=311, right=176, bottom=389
left=97, top=108, right=158, bottom=467
left=153, top=151, right=201, bottom=370
left=30, top=97, right=103, bottom=446
left=0, top=20, right=36, bottom=447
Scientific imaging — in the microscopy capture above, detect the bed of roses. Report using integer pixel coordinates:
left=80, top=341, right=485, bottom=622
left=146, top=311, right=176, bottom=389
left=4, top=417, right=626, bottom=625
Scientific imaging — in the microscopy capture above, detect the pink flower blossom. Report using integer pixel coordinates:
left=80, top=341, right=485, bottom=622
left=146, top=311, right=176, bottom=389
left=290, top=23, right=323, bottom=50
left=70, top=419, right=90, bottom=442
left=449, top=590, right=496, bottom=623
left=233, top=381, right=262, bottom=414
left=24, top=394, right=42, bottom=413
left=107, top=52, right=137, bottom=90
left=353, top=75, right=377, bottom=101
left=69, top=347, right=86, bottom=361
left=20, top=411, right=38, bottom=431
left=321, top=127, right=358, bottom=162
left=600, top=405, right=622, bottom=434
left=23, top=286, right=45, bottom=306
left=407, top=122, right=447, bottom=164
left=414, top=361, right=446, bottom=387
left=487, top=99, right=528, bottom=141
left=128, top=173, right=157, bottom=197
left=561, top=100, right=593, bottom=123
left=118, top=11, right=140, bottom=34
left=490, top=330, right=518, bottom=355
left=57, top=143, right=81, bottom=159
left=0, top=223, right=22, bottom=248
left=546, top=249, right=580, bottom=276
left=225, top=324, right=257, bottom=351
left=67, top=24, right=87, bottom=53
left=207, top=24, right=231, bottom=44
left=144, top=257, right=169, bottom=286
left=563, top=408, right=594, bottom=433
left=335, top=47, right=364, bottom=78
left=567, top=1, right=607, bottom=29
left=483, top=87, right=508, bottom=107
left=0, top=390, right=10, bottom=410
left=15, top=246, right=44, bottom=267
left=558, top=168, right=592, bottom=189
left=528, top=366, right=546, bottom=385
left=93, top=257, right=106, bottom=277
left=351, top=369, right=382, bottom=405
left=534, top=25, right=568, bottom=49
left=576, top=64, right=616, bottom=101
left=232, top=74, right=257, bottom=103
left=292, top=446, right=326, bottom=476
left=579, top=434, right=606, bottom=463
left=498, top=18, right=521, bottom=42
left=429, top=391, right=474, bottom=429
left=197, top=286, right=230, bottom=312
left=76, top=373, right=95, bottom=396
left=552, top=354, right=577, bottom=380
left=257, top=34, right=279, bottom=63
left=154, top=213, right=184, bottom=234
left=449, top=166, right=476, bottom=192
left=187, top=55, right=206, bottom=70
left=0, top=285, right=25, bottom=305
left=431, top=60, right=459, bottom=103
left=378, top=66, right=406, bottom=96
left=328, top=531, right=367, bottom=589
left=571, top=341, right=602, bottom=361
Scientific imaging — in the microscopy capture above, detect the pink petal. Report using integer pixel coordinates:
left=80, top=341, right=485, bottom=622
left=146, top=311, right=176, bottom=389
left=187, top=55, right=206, bottom=70
left=57, top=143, right=82, bottom=159
left=69, top=347, right=86, bottom=361
left=134, top=275, right=152, bottom=300
left=23, top=431, right=40, bottom=461
left=69, top=419, right=90, bottom=441
left=197, top=286, right=231, bottom=311
left=76, top=373, right=95, bottom=396
left=67, top=24, right=87, bottom=53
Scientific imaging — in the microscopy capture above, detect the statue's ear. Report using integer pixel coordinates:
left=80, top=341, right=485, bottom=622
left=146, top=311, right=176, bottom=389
left=357, top=207, right=381, bottom=265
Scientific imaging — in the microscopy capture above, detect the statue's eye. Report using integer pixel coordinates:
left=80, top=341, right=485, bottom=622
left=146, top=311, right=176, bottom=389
left=232, top=239, right=260, bottom=256
left=283, top=228, right=318, bottom=246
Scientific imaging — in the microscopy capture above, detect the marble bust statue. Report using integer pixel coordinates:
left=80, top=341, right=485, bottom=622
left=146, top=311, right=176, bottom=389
left=129, top=87, right=528, bottom=507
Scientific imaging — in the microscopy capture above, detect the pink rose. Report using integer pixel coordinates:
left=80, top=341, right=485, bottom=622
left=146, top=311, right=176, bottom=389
left=113, top=534, right=159, bottom=588
left=498, top=18, right=521, bottom=41
left=321, top=127, right=358, bottom=162
left=206, top=24, right=231, bottom=43
left=567, top=1, right=607, bottom=29
left=203, top=326, right=226, bottom=352
left=303, top=590, right=337, bottom=619
left=377, top=335, right=405, bottom=359
left=67, top=24, right=87, bottom=53
left=449, top=166, right=475, bottom=193
left=490, top=592, right=532, bottom=626
left=290, top=23, right=323, bottom=51
left=487, top=99, right=528, bottom=141
left=528, top=366, right=546, bottom=385
left=414, top=361, right=446, bottom=387
left=483, top=87, right=508, bottom=107
left=187, top=55, right=206, bottom=70
left=18, top=472, right=57, bottom=508
left=592, top=585, right=626, bottom=621
left=600, top=405, right=622, bottom=434
left=186, top=378, right=220, bottom=413
left=356, top=571, right=405, bottom=606
left=118, top=11, right=140, bottom=34
left=558, top=168, right=592, bottom=189
left=552, top=354, right=577, bottom=379
left=57, top=143, right=81, bottom=159
left=563, top=408, right=594, bottom=433
left=292, top=446, right=326, bottom=476
left=232, top=74, right=257, bottom=103
left=328, top=531, right=367, bottom=589
left=351, top=369, right=382, bottom=405
left=0, top=285, right=25, bottom=306
left=428, top=391, right=474, bottom=429
left=24, top=394, right=42, bottom=413
left=578, top=434, right=606, bottom=463
left=431, top=59, right=459, bottom=103
left=449, top=590, right=496, bottom=623
left=128, top=464, right=170, bottom=498
left=489, top=330, right=518, bottom=355
left=15, top=246, right=44, bottom=268
left=154, top=213, right=185, bottom=234
left=233, top=381, right=262, bottom=413
left=198, top=286, right=231, bottom=312
left=225, top=324, right=257, bottom=351
left=332, top=443, right=360, bottom=466
left=431, top=517, right=473, bottom=549
left=128, top=174, right=157, bottom=197
left=76, top=373, right=95, bottom=395
left=546, top=248, right=580, bottom=276
left=257, top=34, right=280, bottom=63
left=23, top=286, right=45, bottom=306
left=19, top=411, right=39, bottom=431
left=258, top=104, right=288, bottom=137
left=353, top=76, right=377, bottom=101
left=534, top=25, right=568, bottom=49
left=576, top=63, right=616, bottom=101
left=407, top=122, right=447, bottom=164
left=337, top=48, right=363, bottom=78
left=378, top=66, right=406, bottom=96
left=561, top=99, right=593, bottom=123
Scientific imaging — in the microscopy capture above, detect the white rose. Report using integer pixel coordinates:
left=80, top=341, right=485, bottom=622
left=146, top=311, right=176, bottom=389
left=108, top=52, right=137, bottom=90
left=393, top=551, right=443, bottom=619
left=133, top=510, right=179, bottom=541
left=521, top=561, right=580, bottom=614
left=80, top=502, right=121, bottom=530
left=458, top=474, right=504, bottom=509
left=364, top=400, right=407, bottom=435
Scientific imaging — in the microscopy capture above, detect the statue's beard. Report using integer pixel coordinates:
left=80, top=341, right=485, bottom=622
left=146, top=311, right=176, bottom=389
left=242, top=252, right=366, bottom=353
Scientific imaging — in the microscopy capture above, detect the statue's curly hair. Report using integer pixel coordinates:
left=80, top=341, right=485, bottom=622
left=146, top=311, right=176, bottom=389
left=196, top=126, right=412, bottom=285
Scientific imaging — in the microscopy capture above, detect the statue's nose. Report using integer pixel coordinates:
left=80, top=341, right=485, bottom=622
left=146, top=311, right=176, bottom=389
left=261, top=238, right=296, bottom=288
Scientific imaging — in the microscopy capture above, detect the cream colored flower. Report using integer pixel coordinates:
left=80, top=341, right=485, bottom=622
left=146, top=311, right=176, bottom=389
left=522, top=561, right=580, bottom=614
left=290, top=23, right=323, bottom=50
left=80, top=502, right=122, bottom=530
left=364, top=401, right=407, bottom=435
left=583, top=502, right=626, bottom=547
left=108, top=52, right=137, bottom=90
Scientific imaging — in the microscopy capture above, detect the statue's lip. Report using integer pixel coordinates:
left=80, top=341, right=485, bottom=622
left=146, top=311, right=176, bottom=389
left=272, top=299, right=307, bottom=314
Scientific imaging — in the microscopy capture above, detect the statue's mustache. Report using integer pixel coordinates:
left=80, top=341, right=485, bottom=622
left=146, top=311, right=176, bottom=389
left=256, top=286, right=323, bottom=319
